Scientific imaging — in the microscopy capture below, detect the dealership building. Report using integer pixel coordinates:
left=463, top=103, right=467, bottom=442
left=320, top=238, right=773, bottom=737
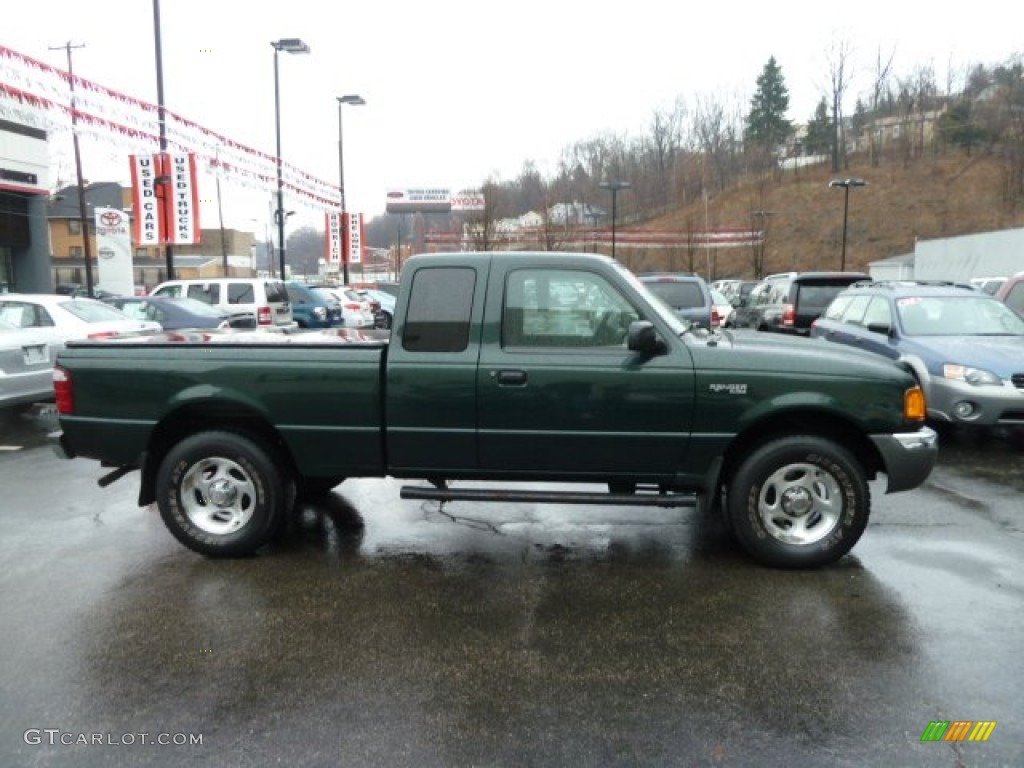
left=0, top=118, right=52, bottom=292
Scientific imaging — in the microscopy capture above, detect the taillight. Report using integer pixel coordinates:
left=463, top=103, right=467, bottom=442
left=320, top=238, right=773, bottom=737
left=344, top=303, right=361, bottom=310
left=782, top=304, right=795, bottom=326
left=87, top=330, right=118, bottom=339
left=54, top=365, right=74, bottom=414
left=257, top=306, right=272, bottom=325
left=711, top=307, right=721, bottom=326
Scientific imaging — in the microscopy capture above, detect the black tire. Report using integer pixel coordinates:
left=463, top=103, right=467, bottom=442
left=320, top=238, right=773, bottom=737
left=726, top=435, right=870, bottom=568
left=155, top=430, right=289, bottom=557
left=376, top=311, right=393, bottom=330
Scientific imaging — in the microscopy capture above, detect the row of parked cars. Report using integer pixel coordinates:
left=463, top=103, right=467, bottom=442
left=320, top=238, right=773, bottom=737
left=0, top=276, right=400, bottom=415
left=144, top=277, right=387, bottom=331
left=649, top=268, right=1024, bottom=430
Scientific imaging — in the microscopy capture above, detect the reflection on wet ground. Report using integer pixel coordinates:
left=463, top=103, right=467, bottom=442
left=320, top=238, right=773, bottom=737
left=933, top=424, right=1024, bottom=490
left=0, top=409, right=1022, bottom=766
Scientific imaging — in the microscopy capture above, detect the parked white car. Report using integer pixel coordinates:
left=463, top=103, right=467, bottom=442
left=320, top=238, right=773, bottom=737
left=0, top=294, right=162, bottom=342
left=149, top=277, right=296, bottom=329
left=0, top=319, right=64, bottom=409
left=356, top=287, right=397, bottom=329
left=710, top=288, right=735, bottom=328
left=324, top=287, right=376, bottom=329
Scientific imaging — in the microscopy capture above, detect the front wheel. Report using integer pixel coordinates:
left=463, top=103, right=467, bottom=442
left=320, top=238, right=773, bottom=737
left=726, top=436, right=870, bottom=568
left=155, top=430, right=289, bottom=557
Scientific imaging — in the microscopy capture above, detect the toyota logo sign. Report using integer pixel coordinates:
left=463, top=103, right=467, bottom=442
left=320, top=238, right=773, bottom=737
left=100, top=210, right=123, bottom=227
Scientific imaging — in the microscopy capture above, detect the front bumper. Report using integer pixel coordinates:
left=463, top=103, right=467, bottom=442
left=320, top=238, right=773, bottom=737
left=870, top=427, right=939, bottom=493
left=926, top=378, right=1024, bottom=426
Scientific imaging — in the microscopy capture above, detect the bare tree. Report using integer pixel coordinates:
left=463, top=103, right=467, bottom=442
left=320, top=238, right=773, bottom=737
left=825, top=37, right=855, bottom=171
left=868, top=46, right=896, bottom=166
left=647, top=97, right=686, bottom=209
left=462, top=179, right=502, bottom=251
left=692, top=93, right=744, bottom=194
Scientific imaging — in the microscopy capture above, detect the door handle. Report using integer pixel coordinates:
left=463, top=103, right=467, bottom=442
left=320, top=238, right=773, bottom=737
left=494, top=369, right=528, bottom=386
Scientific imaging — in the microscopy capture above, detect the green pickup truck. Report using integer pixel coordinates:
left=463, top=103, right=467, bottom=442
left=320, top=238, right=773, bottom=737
left=51, top=252, right=938, bottom=568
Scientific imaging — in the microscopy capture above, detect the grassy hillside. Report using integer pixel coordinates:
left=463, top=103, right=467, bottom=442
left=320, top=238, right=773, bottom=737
left=621, top=152, right=1024, bottom=279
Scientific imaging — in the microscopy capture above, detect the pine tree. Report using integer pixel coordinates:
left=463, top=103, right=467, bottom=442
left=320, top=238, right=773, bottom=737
left=804, top=99, right=833, bottom=156
left=745, top=57, right=792, bottom=151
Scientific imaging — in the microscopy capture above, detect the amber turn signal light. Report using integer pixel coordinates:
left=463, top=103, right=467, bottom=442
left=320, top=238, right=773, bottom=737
left=904, top=386, right=926, bottom=421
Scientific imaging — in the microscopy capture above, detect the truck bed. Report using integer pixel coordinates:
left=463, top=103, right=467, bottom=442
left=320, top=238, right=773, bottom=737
left=56, top=330, right=389, bottom=479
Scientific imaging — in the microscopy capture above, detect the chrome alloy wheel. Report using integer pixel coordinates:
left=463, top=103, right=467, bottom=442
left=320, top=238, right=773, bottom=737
left=757, top=462, right=843, bottom=546
left=180, top=456, right=257, bottom=535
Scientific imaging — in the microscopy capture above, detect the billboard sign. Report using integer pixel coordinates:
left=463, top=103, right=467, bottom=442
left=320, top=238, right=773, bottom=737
left=385, top=187, right=452, bottom=214
left=451, top=190, right=486, bottom=211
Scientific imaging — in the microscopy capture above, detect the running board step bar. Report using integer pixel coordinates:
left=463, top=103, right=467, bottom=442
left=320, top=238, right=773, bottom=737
left=400, top=485, right=697, bottom=508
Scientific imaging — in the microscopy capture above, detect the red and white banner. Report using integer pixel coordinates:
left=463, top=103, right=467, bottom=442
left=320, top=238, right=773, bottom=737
left=345, top=212, right=364, bottom=265
left=129, top=154, right=164, bottom=246
left=325, top=212, right=342, bottom=264
left=128, top=152, right=201, bottom=245
left=167, top=153, right=200, bottom=244
left=0, top=44, right=341, bottom=209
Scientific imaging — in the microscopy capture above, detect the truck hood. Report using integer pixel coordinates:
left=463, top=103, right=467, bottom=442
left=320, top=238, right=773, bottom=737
left=692, top=329, right=915, bottom=381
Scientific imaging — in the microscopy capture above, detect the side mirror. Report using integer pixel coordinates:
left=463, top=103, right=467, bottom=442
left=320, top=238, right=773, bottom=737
left=865, top=321, right=892, bottom=337
left=627, top=321, right=667, bottom=355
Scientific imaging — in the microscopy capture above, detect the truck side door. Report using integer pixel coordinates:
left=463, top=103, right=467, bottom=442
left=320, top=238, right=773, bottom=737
left=385, top=262, right=485, bottom=475
left=476, top=263, right=694, bottom=482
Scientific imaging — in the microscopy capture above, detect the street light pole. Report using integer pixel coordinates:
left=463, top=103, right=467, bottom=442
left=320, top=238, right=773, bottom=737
left=829, top=178, right=867, bottom=271
left=336, top=94, right=366, bottom=284
left=271, top=38, right=310, bottom=281
left=598, top=180, right=631, bottom=261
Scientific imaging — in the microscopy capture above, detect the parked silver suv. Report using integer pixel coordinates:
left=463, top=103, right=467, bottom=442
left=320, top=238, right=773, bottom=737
left=149, top=278, right=296, bottom=329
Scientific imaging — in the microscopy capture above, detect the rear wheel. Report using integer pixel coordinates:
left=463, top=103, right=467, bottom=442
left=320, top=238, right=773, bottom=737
left=726, top=435, right=869, bottom=568
left=155, top=431, right=289, bottom=557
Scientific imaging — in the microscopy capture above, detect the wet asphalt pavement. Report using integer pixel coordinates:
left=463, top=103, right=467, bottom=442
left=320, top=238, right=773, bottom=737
left=0, top=408, right=1022, bottom=767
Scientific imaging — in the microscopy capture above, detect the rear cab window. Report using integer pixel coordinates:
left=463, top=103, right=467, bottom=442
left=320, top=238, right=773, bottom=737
left=402, top=267, right=475, bottom=353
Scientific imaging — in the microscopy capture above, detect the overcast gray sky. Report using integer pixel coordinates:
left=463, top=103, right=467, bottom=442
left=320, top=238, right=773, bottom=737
left=3, top=1, right=1021, bottom=232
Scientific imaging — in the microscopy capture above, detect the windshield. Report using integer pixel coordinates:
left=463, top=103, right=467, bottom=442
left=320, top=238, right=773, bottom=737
left=310, top=287, right=340, bottom=304
left=616, top=264, right=689, bottom=335
left=60, top=298, right=139, bottom=323
left=898, top=295, right=1024, bottom=335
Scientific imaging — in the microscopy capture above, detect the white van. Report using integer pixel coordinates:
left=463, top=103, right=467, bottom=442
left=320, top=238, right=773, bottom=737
left=149, top=278, right=296, bottom=329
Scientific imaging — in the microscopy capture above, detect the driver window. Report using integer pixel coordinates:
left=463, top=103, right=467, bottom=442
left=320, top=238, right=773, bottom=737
left=861, top=297, right=892, bottom=330
left=503, top=269, right=639, bottom=349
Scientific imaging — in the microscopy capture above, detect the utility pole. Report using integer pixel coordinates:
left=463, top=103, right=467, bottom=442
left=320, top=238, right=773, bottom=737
left=152, top=0, right=174, bottom=280
left=50, top=41, right=94, bottom=298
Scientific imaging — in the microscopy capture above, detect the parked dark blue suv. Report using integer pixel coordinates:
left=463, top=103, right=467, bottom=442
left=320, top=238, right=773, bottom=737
left=284, top=282, right=344, bottom=329
left=811, top=281, right=1024, bottom=427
